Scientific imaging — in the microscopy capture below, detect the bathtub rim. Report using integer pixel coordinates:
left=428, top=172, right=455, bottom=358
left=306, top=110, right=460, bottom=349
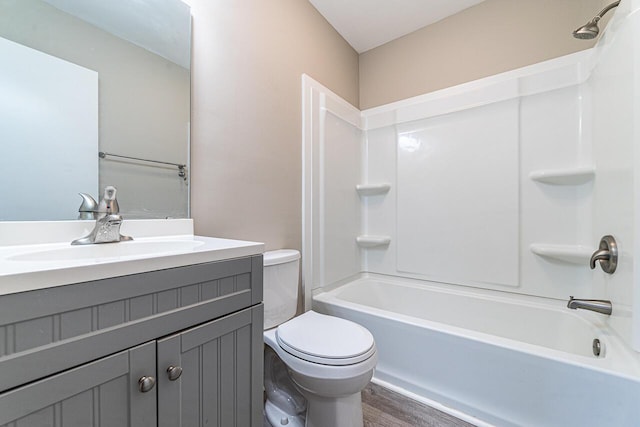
left=312, top=273, right=640, bottom=381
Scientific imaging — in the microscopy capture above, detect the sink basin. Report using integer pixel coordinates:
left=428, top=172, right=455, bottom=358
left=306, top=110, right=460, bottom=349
left=9, top=240, right=206, bottom=262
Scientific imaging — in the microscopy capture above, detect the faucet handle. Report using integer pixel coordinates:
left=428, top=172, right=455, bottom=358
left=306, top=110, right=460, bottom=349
left=78, top=193, right=98, bottom=212
left=98, top=186, right=120, bottom=215
left=590, top=235, right=617, bottom=274
left=589, top=249, right=610, bottom=269
left=77, top=193, right=98, bottom=220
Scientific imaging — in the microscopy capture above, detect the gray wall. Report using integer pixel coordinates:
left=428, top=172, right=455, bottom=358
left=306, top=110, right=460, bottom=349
left=359, top=0, right=612, bottom=109
left=186, top=0, right=359, bottom=251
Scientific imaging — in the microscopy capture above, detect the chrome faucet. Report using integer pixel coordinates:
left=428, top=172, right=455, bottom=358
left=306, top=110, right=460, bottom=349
left=567, top=296, right=612, bottom=315
left=71, top=212, right=133, bottom=245
left=72, top=186, right=132, bottom=245
left=77, top=186, right=122, bottom=220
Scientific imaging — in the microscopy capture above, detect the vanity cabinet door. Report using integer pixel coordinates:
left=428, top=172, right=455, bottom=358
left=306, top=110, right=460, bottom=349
left=157, top=304, right=264, bottom=427
left=0, top=341, right=156, bottom=427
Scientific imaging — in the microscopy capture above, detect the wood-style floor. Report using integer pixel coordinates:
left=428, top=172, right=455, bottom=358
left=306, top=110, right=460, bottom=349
left=362, top=383, right=476, bottom=427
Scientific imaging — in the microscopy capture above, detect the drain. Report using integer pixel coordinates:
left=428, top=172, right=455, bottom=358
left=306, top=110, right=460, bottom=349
left=592, top=338, right=601, bottom=357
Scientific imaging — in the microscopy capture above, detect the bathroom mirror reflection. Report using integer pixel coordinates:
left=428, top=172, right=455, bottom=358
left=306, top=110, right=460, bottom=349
left=0, top=0, right=191, bottom=221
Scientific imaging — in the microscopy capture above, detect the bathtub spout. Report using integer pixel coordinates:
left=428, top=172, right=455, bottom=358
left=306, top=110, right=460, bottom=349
left=567, top=296, right=612, bottom=315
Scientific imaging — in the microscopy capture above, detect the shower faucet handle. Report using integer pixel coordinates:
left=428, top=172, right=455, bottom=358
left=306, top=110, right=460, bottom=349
left=590, top=235, right=617, bottom=274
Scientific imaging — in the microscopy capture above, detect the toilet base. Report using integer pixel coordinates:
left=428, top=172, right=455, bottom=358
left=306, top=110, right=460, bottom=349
left=305, top=392, right=363, bottom=427
left=264, top=399, right=306, bottom=427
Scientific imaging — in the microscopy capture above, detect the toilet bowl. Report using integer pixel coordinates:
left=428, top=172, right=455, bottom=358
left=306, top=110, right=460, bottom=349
left=262, top=250, right=377, bottom=427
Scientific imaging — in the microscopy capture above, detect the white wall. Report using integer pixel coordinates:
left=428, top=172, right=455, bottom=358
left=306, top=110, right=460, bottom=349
left=394, top=100, right=520, bottom=288
left=302, top=76, right=362, bottom=309
left=588, top=0, right=640, bottom=349
left=360, top=52, right=595, bottom=300
left=305, top=0, right=640, bottom=350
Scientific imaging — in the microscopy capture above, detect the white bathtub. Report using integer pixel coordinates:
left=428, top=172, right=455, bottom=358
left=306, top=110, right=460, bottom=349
left=312, top=275, right=640, bottom=427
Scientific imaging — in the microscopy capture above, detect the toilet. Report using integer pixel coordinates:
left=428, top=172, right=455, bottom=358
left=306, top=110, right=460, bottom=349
left=263, top=249, right=377, bottom=427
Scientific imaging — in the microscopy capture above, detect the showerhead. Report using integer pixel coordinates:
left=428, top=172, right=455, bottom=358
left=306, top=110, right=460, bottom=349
left=572, top=1, right=620, bottom=40
left=572, top=18, right=601, bottom=40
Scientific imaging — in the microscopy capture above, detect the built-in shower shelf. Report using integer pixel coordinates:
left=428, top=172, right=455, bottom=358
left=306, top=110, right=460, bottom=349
left=529, top=167, right=595, bottom=185
left=356, top=183, right=391, bottom=196
left=530, top=244, right=593, bottom=264
left=356, top=235, right=391, bottom=248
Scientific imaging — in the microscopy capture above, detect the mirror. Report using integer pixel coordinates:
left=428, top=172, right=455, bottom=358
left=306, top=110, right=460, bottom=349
left=0, top=0, right=191, bottom=221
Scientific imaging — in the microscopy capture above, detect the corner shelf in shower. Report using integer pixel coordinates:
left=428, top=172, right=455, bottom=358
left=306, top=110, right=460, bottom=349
left=356, top=235, right=391, bottom=248
left=529, top=167, right=595, bottom=185
left=530, top=244, right=593, bottom=264
left=356, top=183, right=391, bottom=196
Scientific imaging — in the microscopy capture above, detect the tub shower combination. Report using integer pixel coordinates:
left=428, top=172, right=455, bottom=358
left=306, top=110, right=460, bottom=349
left=303, top=1, right=640, bottom=425
left=314, top=276, right=640, bottom=426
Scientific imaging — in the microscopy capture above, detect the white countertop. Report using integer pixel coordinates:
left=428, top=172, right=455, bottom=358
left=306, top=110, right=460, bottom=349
left=0, top=219, right=264, bottom=295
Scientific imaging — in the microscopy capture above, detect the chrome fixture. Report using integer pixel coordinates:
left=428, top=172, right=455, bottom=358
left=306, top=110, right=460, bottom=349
left=590, top=235, right=618, bottom=274
left=72, top=186, right=132, bottom=245
left=96, top=186, right=120, bottom=216
left=166, top=365, right=183, bottom=381
left=567, top=296, right=612, bottom=315
left=99, top=151, right=188, bottom=181
left=573, top=1, right=620, bottom=39
left=71, top=212, right=133, bottom=245
left=592, top=338, right=602, bottom=357
left=138, top=376, right=156, bottom=393
left=76, top=186, right=120, bottom=220
left=77, top=192, right=99, bottom=220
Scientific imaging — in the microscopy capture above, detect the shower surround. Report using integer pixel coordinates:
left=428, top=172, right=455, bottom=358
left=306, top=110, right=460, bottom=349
left=303, top=1, right=640, bottom=425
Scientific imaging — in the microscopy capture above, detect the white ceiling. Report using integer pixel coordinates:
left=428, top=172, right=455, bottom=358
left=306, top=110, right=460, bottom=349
left=308, top=0, right=486, bottom=53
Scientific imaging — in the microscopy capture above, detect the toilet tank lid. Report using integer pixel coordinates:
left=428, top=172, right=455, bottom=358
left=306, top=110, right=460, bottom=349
left=264, top=249, right=300, bottom=266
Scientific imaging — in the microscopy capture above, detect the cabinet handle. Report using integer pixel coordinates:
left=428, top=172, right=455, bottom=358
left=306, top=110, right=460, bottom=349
left=166, top=365, right=183, bottom=381
left=138, top=376, right=156, bottom=393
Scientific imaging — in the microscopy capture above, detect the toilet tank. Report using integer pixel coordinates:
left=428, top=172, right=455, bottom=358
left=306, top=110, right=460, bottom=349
left=263, top=249, right=300, bottom=330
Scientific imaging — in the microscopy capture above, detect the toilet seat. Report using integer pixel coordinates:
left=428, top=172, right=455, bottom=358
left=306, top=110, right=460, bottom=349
left=276, top=311, right=375, bottom=366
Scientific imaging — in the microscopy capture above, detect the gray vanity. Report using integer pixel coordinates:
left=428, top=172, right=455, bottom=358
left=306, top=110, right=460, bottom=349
left=0, top=225, right=264, bottom=427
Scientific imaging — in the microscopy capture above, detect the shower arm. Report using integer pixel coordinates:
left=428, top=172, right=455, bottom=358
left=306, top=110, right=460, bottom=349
left=591, top=1, right=620, bottom=23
